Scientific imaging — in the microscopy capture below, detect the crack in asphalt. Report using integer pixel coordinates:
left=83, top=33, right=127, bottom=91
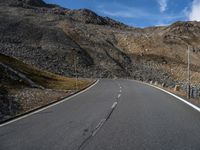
left=77, top=83, right=122, bottom=150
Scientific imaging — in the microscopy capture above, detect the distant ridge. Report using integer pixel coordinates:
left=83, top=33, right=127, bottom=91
left=0, top=0, right=200, bottom=86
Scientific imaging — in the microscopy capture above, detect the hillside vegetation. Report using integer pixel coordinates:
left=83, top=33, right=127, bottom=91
left=0, top=53, right=91, bottom=122
left=0, top=54, right=90, bottom=90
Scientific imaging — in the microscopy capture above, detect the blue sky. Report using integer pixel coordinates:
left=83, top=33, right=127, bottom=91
left=45, top=0, right=200, bottom=27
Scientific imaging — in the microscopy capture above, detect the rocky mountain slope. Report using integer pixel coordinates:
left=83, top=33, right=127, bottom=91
left=0, top=0, right=200, bottom=87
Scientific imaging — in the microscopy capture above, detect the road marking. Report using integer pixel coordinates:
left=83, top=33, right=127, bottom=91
left=117, top=94, right=121, bottom=99
left=0, top=80, right=100, bottom=128
left=135, top=80, right=200, bottom=113
left=93, top=101, right=118, bottom=137
left=92, top=119, right=106, bottom=136
left=149, top=84, right=200, bottom=112
left=111, top=102, right=118, bottom=109
left=119, top=89, right=122, bottom=93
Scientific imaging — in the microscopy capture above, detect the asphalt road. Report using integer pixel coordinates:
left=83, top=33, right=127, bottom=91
left=1, top=79, right=200, bottom=150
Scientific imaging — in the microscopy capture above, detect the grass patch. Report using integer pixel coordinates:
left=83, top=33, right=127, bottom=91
left=0, top=54, right=92, bottom=90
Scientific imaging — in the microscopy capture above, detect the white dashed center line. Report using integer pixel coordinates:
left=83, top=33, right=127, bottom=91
left=111, top=102, right=118, bottom=109
left=118, top=94, right=121, bottom=98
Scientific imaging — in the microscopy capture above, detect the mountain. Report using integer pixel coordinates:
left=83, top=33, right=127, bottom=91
left=0, top=0, right=200, bottom=87
left=1, top=0, right=53, bottom=7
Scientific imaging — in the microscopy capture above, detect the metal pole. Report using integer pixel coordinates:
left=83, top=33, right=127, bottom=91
left=125, top=58, right=128, bottom=80
left=187, top=45, right=190, bottom=99
left=74, top=52, right=78, bottom=91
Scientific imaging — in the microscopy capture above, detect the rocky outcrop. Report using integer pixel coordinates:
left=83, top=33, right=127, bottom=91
left=21, top=0, right=47, bottom=7
left=2, top=0, right=55, bottom=8
left=67, top=9, right=129, bottom=28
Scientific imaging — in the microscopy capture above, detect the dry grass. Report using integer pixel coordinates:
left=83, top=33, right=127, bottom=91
left=0, top=54, right=94, bottom=122
left=0, top=54, right=92, bottom=90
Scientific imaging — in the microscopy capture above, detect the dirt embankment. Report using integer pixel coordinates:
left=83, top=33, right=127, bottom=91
left=0, top=53, right=92, bottom=123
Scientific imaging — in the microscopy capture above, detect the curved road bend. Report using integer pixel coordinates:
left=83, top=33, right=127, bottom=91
left=1, top=79, right=200, bottom=150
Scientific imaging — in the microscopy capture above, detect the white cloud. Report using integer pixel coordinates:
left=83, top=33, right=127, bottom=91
left=157, top=0, right=168, bottom=12
left=96, top=1, right=185, bottom=27
left=97, top=3, right=150, bottom=19
left=189, top=0, right=200, bottom=21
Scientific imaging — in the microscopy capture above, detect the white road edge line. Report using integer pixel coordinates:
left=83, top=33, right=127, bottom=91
left=111, top=102, right=118, bottom=109
left=0, top=80, right=100, bottom=128
left=138, top=81, right=200, bottom=113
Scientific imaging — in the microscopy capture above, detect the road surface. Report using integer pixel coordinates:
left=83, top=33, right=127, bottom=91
left=0, top=79, right=200, bottom=150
